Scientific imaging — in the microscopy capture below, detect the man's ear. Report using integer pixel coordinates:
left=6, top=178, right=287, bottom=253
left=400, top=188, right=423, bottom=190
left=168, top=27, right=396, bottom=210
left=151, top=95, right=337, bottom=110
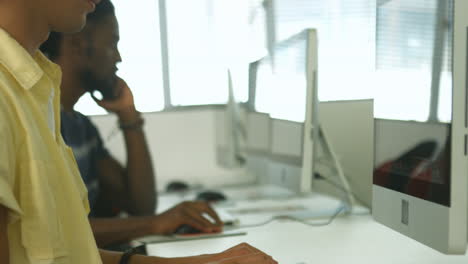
left=68, top=34, right=91, bottom=58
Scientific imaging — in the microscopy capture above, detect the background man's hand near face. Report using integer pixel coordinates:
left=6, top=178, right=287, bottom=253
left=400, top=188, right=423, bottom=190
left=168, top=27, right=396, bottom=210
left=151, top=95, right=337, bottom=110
left=93, top=77, right=139, bottom=122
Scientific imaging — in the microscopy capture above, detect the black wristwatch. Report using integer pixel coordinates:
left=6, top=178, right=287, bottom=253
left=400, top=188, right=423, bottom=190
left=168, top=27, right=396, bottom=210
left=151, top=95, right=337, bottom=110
left=119, top=245, right=146, bottom=264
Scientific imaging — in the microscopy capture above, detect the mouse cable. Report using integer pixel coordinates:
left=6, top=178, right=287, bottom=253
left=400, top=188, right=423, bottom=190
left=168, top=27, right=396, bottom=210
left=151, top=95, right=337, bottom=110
left=231, top=203, right=346, bottom=230
left=281, top=204, right=346, bottom=227
left=233, top=217, right=278, bottom=229
left=314, top=173, right=370, bottom=213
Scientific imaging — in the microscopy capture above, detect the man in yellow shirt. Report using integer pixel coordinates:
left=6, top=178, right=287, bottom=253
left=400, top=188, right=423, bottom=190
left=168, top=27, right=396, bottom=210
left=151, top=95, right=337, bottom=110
left=40, top=0, right=224, bottom=249
left=0, top=1, right=277, bottom=264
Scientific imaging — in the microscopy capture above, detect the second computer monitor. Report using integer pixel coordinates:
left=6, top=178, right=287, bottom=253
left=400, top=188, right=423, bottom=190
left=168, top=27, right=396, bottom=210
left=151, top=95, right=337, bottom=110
left=372, top=0, right=467, bottom=254
left=252, top=28, right=319, bottom=193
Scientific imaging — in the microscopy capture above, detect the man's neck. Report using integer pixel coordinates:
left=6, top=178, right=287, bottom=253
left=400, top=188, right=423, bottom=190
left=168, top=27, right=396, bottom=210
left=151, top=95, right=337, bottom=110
left=0, top=3, right=49, bottom=55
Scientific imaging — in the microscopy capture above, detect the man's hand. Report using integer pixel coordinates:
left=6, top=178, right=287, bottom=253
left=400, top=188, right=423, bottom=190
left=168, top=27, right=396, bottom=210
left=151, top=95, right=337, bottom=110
left=203, top=243, right=278, bottom=264
left=120, top=243, right=278, bottom=264
left=93, top=77, right=138, bottom=122
left=151, top=201, right=223, bottom=234
left=209, top=252, right=277, bottom=264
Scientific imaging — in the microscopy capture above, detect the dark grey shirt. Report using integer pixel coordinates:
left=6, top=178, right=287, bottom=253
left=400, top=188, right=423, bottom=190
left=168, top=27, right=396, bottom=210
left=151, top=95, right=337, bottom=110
left=61, top=110, right=109, bottom=216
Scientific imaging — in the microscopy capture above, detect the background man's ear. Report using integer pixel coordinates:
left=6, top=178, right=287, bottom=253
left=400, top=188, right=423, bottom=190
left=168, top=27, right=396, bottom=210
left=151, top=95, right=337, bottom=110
left=68, top=34, right=92, bottom=57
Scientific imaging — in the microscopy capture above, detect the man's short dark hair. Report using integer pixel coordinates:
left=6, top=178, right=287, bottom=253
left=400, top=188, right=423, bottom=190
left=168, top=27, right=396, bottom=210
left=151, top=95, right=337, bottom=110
left=40, top=0, right=115, bottom=61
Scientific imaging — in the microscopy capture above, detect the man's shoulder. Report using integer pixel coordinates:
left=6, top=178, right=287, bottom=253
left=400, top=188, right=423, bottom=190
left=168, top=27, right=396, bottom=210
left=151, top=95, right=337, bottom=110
left=61, top=110, right=95, bottom=128
left=60, top=109, right=103, bottom=145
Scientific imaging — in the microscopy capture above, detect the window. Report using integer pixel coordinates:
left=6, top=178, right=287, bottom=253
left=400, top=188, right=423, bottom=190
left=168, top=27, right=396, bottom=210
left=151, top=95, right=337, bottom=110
left=376, top=0, right=453, bottom=122
left=165, top=0, right=261, bottom=106
left=275, top=0, right=376, bottom=103
left=254, top=0, right=376, bottom=122
left=254, top=32, right=309, bottom=122
left=75, top=0, right=164, bottom=115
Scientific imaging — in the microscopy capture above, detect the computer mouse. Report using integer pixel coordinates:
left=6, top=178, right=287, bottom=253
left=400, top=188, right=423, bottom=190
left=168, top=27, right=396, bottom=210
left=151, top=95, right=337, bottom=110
left=196, top=190, right=227, bottom=202
left=174, top=224, right=203, bottom=235
left=166, top=181, right=189, bottom=192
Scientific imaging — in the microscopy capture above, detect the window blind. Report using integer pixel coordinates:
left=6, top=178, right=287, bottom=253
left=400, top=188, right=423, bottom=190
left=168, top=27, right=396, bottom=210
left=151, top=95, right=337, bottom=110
left=375, top=0, right=453, bottom=122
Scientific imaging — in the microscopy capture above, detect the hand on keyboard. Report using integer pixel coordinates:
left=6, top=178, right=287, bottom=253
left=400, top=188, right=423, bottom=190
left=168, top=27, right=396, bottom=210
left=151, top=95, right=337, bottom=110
left=202, top=243, right=278, bottom=264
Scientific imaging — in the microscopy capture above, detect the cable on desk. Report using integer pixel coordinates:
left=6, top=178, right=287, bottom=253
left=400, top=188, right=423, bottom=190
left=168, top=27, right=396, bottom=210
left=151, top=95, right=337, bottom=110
left=233, top=217, right=279, bottom=229
left=314, top=173, right=370, bottom=212
left=232, top=203, right=346, bottom=230
left=282, top=204, right=346, bottom=227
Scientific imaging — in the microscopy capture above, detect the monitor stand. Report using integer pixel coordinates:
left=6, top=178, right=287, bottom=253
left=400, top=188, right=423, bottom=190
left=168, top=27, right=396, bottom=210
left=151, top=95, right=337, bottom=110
left=315, top=125, right=359, bottom=213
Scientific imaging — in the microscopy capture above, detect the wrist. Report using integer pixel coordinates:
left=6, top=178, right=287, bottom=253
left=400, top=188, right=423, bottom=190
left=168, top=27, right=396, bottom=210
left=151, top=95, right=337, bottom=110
left=117, top=107, right=139, bottom=123
left=118, top=109, right=144, bottom=131
left=147, top=215, right=162, bottom=234
left=135, top=256, right=208, bottom=264
left=148, top=214, right=173, bottom=235
left=128, top=255, right=151, bottom=264
left=119, top=245, right=146, bottom=264
left=126, top=254, right=155, bottom=264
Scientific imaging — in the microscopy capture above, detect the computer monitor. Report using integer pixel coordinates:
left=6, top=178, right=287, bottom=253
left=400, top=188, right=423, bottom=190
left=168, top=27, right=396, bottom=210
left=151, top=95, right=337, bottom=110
left=251, top=28, right=319, bottom=193
left=372, top=0, right=467, bottom=254
left=218, top=70, right=247, bottom=169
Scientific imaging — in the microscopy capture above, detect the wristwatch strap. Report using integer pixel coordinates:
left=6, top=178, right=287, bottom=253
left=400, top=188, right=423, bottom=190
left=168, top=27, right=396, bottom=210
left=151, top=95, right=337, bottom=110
left=119, top=245, right=146, bottom=264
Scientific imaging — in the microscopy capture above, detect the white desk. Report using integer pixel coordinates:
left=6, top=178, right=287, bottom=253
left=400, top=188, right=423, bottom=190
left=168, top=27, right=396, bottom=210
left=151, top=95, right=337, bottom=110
left=147, top=185, right=468, bottom=263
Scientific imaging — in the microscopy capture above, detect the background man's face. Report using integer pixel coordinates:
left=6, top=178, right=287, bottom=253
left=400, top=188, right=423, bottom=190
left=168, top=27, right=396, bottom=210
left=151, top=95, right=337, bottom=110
left=80, top=14, right=121, bottom=98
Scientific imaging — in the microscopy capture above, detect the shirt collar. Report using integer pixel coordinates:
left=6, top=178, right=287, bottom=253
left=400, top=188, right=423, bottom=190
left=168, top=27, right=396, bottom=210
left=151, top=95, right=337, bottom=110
left=0, top=27, right=61, bottom=90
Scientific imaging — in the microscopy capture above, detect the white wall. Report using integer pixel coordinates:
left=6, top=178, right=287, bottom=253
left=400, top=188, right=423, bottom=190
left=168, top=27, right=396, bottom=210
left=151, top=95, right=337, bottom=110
left=91, top=109, right=255, bottom=192
left=315, top=100, right=374, bottom=207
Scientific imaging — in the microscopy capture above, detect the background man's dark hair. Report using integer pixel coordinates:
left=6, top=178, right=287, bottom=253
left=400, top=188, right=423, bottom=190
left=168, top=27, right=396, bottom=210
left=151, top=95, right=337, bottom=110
left=40, top=0, right=115, bottom=61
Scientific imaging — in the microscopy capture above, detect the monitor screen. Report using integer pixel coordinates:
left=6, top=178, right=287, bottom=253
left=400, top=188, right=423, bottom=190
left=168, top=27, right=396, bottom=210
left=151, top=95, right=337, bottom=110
left=374, top=120, right=451, bottom=206
left=254, top=32, right=309, bottom=123
left=374, top=0, right=453, bottom=207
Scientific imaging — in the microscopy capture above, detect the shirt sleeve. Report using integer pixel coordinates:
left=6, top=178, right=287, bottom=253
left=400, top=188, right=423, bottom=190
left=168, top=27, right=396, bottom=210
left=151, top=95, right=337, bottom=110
left=0, top=102, right=22, bottom=222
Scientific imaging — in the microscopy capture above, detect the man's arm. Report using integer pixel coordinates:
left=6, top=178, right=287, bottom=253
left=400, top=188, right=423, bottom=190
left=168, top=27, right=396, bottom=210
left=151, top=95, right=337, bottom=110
left=96, top=155, right=155, bottom=216
left=90, top=201, right=223, bottom=247
left=99, top=250, right=206, bottom=264
left=119, top=106, right=155, bottom=215
left=99, top=249, right=181, bottom=264
left=99, top=243, right=278, bottom=264
left=90, top=216, right=154, bottom=247
left=95, top=78, right=156, bottom=216
left=0, top=205, right=9, bottom=264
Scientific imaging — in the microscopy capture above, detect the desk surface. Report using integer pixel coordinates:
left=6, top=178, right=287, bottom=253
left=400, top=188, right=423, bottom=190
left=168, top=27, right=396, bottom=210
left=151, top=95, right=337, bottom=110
left=148, top=185, right=468, bottom=264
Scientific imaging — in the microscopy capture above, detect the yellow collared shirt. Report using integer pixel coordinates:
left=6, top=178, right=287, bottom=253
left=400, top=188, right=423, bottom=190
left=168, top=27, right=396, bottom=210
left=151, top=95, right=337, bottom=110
left=0, top=28, right=102, bottom=264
